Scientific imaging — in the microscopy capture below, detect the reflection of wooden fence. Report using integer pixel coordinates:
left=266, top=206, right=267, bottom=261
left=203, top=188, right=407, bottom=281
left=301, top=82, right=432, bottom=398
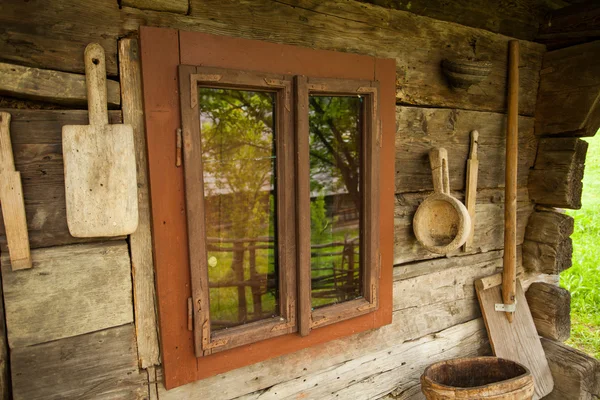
left=206, top=237, right=359, bottom=329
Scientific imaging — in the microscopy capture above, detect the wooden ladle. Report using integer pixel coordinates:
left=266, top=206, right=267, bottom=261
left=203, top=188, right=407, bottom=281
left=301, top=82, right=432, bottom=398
left=413, top=148, right=471, bottom=254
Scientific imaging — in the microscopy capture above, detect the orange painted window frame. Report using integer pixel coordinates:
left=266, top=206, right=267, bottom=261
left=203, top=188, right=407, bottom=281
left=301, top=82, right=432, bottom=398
left=140, top=26, right=396, bottom=390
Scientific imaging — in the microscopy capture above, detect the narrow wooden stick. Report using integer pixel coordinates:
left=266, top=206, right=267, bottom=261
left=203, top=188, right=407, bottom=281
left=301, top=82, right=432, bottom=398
left=503, top=40, right=519, bottom=323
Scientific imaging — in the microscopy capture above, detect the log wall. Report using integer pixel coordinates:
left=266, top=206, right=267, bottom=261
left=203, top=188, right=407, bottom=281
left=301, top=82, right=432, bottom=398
left=0, top=0, right=587, bottom=399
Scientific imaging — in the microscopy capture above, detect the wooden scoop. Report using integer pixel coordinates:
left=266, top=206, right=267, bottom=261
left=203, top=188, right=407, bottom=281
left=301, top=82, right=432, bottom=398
left=62, top=43, right=138, bottom=237
left=413, top=148, right=471, bottom=254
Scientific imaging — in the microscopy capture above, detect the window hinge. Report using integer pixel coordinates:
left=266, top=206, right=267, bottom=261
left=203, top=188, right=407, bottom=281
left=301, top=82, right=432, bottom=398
left=187, top=297, right=193, bottom=331
left=176, top=128, right=182, bottom=167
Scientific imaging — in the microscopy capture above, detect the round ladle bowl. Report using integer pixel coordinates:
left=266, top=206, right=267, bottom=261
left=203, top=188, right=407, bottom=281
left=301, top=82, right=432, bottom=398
left=413, top=148, right=471, bottom=254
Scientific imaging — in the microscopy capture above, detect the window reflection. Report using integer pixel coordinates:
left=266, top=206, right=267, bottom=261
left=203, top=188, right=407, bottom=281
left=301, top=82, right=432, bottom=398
left=309, top=96, right=363, bottom=308
left=199, top=87, right=279, bottom=330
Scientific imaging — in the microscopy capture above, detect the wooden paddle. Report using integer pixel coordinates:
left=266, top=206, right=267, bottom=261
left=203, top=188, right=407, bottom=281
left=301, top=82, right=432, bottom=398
left=0, top=112, right=32, bottom=270
left=474, top=40, right=554, bottom=399
left=62, top=43, right=138, bottom=237
left=463, top=130, right=479, bottom=252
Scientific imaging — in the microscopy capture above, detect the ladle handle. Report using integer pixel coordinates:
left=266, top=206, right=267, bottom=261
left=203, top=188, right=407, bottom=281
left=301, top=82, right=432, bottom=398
left=84, top=43, right=109, bottom=127
left=429, top=148, right=450, bottom=195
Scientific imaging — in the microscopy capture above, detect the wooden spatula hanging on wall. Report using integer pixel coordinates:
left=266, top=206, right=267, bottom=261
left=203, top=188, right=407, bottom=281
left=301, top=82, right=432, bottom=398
left=474, top=40, right=554, bottom=400
left=0, top=112, right=32, bottom=270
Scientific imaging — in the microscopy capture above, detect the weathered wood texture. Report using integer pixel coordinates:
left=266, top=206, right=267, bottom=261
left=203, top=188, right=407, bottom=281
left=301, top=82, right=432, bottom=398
left=356, top=0, right=568, bottom=40
left=159, top=319, right=489, bottom=400
left=1, top=241, right=134, bottom=348
left=542, top=337, right=600, bottom=400
left=119, top=38, right=160, bottom=368
left=538, top=1, right=600, bottom=50
left=0, top=61, right=120, bottom=107
left=528, top=138, right=588, bottom=209
left=0, top=0, right=544, bottom=114
left=10, top=324, right=148, bottom=400
left=535, top=40, right=600, bottom=137
left=122, top=0, right=189, bottom=14
left=394, top=187, right=532, bottom=265
left=526, top=282, right=571, bottom=342
left=0, top=274, right=8, bottom=400
left=395, top=107, right=537, bottom=193
left=523, top=208, right=574, bottom=274
left=0, top=108, right=123, bottom=250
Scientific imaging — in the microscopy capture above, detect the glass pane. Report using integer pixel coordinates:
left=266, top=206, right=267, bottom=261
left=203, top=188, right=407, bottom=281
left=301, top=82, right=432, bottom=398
left=309, top=95, right=363, bottom=309
left=199, top=87, right=279, bottom=331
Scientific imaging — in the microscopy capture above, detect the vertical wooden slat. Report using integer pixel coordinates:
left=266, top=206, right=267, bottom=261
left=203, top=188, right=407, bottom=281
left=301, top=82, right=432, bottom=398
left=118, top=38, right=160, bottom=369
left=295, top=75, right=311, bottom=337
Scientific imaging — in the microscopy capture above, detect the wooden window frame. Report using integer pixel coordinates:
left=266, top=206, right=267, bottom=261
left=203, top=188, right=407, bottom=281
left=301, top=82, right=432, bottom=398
left=179, top=66, right=297, bottom=356
left=296, top=77, right=381, bottom=335
left=140, top=26, right=395, bottom=390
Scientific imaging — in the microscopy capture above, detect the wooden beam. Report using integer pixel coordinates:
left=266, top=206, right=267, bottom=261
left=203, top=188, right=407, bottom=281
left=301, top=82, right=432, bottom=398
left=122, top=0, right=188, bottom=14
left=118, top=38, right=160, bottom=369
left=528, top=138, right=588, bottom=209
left=0, top=62, right=120, bottom=107
left=525, top=282, right=571, bottom=342
left=535, top=40, right=600, bottom=137
left=542, top=337, right=600, bottom=399
left=523, top=208, right=574, bottom=274
left=538, top=1, right=600, bottom=50
left=0, top=274, right=7, bottom=400
left=10, top=324, right=149, bottom=400
left=0, top=108, right=123, bottom=250
left=0, top=0, right=544, bottom=115
left=1, top=241, right=134, bottom=348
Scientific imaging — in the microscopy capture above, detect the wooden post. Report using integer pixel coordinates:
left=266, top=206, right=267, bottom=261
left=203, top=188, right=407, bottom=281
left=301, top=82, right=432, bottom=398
left=248, top=246, right=262, bottom=318
left=233, top=243, right=247, bottom=323
left=503, top=40, right=519, bottom=323
left=525, top=283, right=571, bottom=342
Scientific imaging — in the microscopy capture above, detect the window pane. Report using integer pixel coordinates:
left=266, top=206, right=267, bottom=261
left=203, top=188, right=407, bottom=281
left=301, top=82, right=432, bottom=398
left=309, top=95, right=363, bottom=309
left=199, top=87, right=279, bottom=331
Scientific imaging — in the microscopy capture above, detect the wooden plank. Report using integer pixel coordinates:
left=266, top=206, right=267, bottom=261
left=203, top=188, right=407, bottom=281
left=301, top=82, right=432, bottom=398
left=394, top=187, right=533, bottom=265
left=10, top=324, right=148, bottom=400
left=1, top=241, right=134, bottom=348
left=542, top=337, right=600, bottom=400
left=0, top=108, right=123, bottom=250
left=475, top=278, right=554, bottom=399
left=523, top=209, right=574, bottom=274
left=535, top=40, right=600, bottom=137
left=118, top=38, right=160, bottom=368
left=0, top=61, right=120, bottom=107
left=538, top=1, right=600, bottom=50
left=528, top=137, right=588, bottom=209
left=122, top=0, right=188, bottom=13
left=526, top=282, right=571, bottom=342
left=395, top=107, right=537, bottom=193
left=0, top=0, right=544, bottom=115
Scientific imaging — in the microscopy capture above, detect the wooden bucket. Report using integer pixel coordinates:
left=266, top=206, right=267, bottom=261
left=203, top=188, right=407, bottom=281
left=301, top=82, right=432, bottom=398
left=420, top=357, right=535, bottom=399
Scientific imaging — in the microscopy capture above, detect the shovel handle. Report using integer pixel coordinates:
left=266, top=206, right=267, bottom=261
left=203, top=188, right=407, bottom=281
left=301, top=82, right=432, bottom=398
left=429, top=148, right=450, bottom=195
left=0, top=112, right=15, bottom=172
left=84, top=43, right=109, bottom=127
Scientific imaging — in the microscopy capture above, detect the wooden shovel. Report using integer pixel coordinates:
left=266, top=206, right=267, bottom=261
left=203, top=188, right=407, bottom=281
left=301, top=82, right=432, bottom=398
left=62, top=43, right=138, bottom=237
left=0, top=112, right=32, bottom=270
left=474, top=40, right=553, bottom=399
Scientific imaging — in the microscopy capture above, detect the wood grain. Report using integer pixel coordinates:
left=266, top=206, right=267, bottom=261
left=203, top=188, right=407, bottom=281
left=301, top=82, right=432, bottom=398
left=526, top=282, right=571, bottom=342
left=0, top=61, right=120, bottom=107
left=0, top=275, right=7, bottom=400
left=523, top=209, right=574, bottom=274
left=118, top=38, right=160, bottom=369
left=475, top=278, right=554, bottom=399
left=10, top=324, right=148, bottom=400
left=122, top=0, right=188, bottom=13
left=1, top=241, right=134, bottom=348
left=538, top=1, right=600, bottom=50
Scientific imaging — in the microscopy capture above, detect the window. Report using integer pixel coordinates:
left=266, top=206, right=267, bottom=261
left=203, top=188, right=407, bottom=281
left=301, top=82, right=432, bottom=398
left=141, top=27, right=394, bottom=389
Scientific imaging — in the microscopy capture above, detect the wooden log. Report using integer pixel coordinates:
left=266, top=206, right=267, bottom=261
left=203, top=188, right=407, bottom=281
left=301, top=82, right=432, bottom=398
left=525, top=282, right=571, bottom=342
left=394, top=187, right=533, bottom=265
left=395, top=107, right=537, bottom=193
left=535, top=40, right=600, bottom=137
left=542, top=337, right=600, bottom=400
left=119, top=38, right=160, bottom=369
left=528, top=137, right=588, bottom=209
left=538, top=1, right=600, bottom=50
left=522, top=208, right=574, bottom=274
left=356, top=0, right=566, bottom=41
left=122, top=0, right=188, bottom=14
left=0, top=108, right=123, bottom=250
left=10, top=324, right=149, bottom=400
left=0, top=0, right=544, bottom=114
left=0, top=273, right=7, bottom=400
left=1, top=241, right=134, bottom=348
left=0, top=61, right=120, bottom=107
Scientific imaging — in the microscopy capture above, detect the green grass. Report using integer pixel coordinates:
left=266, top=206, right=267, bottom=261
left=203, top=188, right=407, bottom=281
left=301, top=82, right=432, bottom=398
left=560, top=131, right=600, bottom=359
